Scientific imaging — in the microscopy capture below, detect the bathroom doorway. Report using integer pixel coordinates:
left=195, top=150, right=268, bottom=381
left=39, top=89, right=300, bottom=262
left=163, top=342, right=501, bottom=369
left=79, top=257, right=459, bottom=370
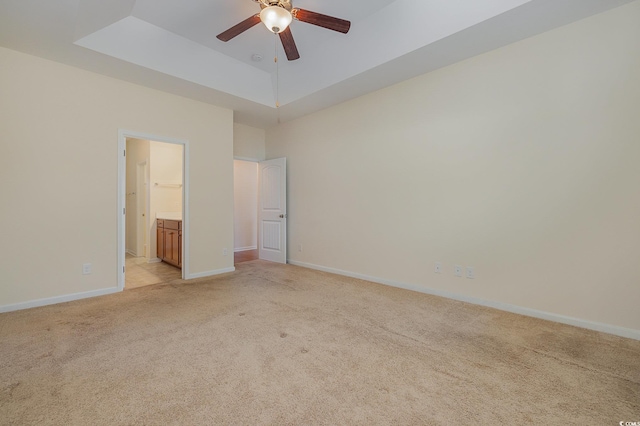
left=118, top=130, right=189, bottom=291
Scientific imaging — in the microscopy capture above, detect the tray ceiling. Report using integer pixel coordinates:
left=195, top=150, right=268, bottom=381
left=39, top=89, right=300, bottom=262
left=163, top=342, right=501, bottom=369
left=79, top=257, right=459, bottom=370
left=0, top=0, right=634, bottom=128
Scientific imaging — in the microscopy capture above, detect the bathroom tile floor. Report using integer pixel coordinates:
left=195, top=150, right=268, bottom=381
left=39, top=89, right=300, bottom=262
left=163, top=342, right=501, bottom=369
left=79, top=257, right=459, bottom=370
left=125, top=249, right=258, bottom=290
left=125, top=254, right=182, bottom=289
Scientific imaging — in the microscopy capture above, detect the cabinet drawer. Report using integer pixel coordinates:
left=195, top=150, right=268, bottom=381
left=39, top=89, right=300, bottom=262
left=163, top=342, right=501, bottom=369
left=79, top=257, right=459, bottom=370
left=157, top=219, right=164, bottom=228
left=164, top=220, right=181, bottom=230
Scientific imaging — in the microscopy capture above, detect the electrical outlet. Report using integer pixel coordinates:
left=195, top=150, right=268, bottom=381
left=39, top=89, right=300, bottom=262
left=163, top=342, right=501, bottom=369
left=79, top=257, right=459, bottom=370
left=298, top=244, right=302, bottom=252
left=223, top=248, right=228, bottom=256
left=434, top=261, right=442, bottom=274
left=454, top=265, right=463, bottom=277
left=466, top=267, right=475, bottom=279
left=82, top=263, right=92, bottom=275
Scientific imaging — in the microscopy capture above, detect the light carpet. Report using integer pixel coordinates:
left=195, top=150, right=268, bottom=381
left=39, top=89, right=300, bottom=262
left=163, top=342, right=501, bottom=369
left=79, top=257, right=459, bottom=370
left=1, top=260, right=639, bottom=425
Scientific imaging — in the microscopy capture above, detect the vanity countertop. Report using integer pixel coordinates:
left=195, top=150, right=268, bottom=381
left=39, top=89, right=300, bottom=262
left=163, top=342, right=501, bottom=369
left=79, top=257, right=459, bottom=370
left=156, top=212, right=182, bottom=221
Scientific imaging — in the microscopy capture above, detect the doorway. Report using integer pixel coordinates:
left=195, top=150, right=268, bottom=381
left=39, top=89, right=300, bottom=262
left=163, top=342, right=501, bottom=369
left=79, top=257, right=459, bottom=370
left=118, top=130, right=190, bottom=291
left=233, top=159, right=258, bottom=265
left=233, top=157, right=287, bottom=265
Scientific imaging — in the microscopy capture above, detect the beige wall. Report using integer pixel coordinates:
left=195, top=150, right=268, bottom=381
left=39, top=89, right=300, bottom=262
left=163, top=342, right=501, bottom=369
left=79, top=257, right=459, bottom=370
left=233, top=160, right=258, bottom=251
left=0, top=47, right=234, bottom=308
left=266, top=2, right=640, bottom=333
left=234, top=123, right=265, bottom=161
left=150, top=141, right=183, bottom=216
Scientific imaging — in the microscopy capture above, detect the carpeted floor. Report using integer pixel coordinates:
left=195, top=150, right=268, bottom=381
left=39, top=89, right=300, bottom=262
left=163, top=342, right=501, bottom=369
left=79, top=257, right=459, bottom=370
left=1, top=260, right=639, bottom=425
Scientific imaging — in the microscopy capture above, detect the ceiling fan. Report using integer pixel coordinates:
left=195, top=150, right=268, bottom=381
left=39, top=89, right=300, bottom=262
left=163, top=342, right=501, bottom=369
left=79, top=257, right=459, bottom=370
left=216, top=0, right=351, bottom=61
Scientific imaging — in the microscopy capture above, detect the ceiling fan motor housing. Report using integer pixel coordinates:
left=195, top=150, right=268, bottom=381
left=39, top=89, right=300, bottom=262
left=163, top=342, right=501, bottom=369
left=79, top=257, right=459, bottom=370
left=220, top=0, right=350, bottom=61
left=255, top=0, right=293, bottom=12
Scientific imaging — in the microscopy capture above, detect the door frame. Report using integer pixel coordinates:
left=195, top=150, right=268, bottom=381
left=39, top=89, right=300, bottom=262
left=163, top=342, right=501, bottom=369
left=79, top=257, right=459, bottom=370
left=117, top=129, right=190, bottom=290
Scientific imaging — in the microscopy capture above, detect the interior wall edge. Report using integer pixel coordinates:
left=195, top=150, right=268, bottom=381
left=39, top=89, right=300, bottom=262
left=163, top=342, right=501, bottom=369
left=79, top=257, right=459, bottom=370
left=0, top=264, right=240, bottom=312
left=288, top=260, right=640, bottom=341
left=185, top=267, right=236, bottom=280
left=0, top=287, right=121, bottom=314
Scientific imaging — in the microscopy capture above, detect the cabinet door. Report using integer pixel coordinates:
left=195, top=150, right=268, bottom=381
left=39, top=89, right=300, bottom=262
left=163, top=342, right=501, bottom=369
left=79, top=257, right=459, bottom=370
left=164, top=229, right=180, bottom=266
left=170, top=230, right=180, bottom=266
left=157, top=227, right=164, bottom=260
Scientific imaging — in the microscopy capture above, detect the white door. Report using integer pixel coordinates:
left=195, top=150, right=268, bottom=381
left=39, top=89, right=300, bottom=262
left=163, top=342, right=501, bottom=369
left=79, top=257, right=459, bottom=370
left=258, top=158, right=287, bottom=263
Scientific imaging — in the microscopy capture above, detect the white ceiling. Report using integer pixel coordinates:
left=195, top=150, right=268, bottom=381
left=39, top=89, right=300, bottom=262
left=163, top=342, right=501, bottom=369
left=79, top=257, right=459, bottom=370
left=0, top=0, right=634, bottom=128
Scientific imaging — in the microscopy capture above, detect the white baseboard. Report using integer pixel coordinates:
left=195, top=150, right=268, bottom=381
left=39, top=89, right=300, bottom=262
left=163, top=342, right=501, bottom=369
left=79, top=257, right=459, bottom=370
left=0, top=287, right=121, bottom=314
left=186, top=267, right=235, bottom=279
left=234, top=246, right=257, bottom=252
left=126, top=249, right=137, bottom=256
left=288, top=260, right=640, bottom=341
left=1, top=266, right=237, bottom=312
left=148, top=257, right=161, bottom=263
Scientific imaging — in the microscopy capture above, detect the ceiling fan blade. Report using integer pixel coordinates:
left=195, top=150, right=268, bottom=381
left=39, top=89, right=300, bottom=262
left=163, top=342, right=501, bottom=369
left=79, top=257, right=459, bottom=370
left=279, top=27, right=300, bottom=61
left=293, top=9, right=351, bottom=34
left=216, top=15, right=261, bottom=42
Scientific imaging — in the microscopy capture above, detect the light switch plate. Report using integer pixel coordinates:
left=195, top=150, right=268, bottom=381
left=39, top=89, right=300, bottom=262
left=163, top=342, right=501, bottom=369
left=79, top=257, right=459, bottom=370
left=454, top=265, right=463, bottom=277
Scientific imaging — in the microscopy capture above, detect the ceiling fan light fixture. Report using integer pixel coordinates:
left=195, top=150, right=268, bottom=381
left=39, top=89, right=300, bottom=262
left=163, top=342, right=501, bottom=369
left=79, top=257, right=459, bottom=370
left=260, top=6, right=292, bottom=34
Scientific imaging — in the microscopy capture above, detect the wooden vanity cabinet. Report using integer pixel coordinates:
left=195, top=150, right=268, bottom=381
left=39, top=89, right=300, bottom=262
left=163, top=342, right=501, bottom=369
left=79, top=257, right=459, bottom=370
left=156, top=219, right=182, bottom=268
left=157, top=220, right=165, bottom=259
